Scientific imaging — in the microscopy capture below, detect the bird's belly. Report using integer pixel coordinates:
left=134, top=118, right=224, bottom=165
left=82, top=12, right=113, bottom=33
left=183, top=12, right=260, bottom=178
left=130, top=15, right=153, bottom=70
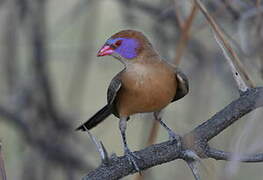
left=117, top=75, right=176, bottom=116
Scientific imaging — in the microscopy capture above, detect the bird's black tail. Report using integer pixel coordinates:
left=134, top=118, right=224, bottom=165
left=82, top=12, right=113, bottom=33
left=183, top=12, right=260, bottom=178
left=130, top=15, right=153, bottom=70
left=76, top=105, right=112, bottom=131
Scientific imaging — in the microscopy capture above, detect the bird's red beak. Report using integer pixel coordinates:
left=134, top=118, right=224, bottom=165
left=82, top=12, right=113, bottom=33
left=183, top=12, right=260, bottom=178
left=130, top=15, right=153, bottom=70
left=97, top=45, right=114, bottom=57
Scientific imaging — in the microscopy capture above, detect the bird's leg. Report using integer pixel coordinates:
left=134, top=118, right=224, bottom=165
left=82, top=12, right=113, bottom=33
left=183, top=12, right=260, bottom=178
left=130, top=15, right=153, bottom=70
left=119, top=117, right=141, bottom=172
left=154, top=111, right=181, bottom=145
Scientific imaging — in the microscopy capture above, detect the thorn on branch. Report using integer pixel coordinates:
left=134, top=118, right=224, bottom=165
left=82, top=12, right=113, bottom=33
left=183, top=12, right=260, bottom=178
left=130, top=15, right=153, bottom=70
left=183, top=150, right=201, bottom=180
left=83, top=126, right=110, bottom=165
left=83, top=87, right=263, bottom=179
left=187, top=161, right=201, bottom=180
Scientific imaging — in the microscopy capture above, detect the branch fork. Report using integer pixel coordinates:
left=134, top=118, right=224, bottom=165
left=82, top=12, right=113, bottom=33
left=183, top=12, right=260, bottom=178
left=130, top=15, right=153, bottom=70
left=82, top=1, right=261, bottom=179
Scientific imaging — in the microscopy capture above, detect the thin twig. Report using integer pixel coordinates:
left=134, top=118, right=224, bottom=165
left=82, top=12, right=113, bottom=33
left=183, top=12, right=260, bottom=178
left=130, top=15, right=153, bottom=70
left=192, top=0, right=255, bottom=92
left=206, top=147, right=263, bottom=162
left=174, top=3, right=198, bottom=65
left=213, top=34, right=249, bottom=92
left=173, top=1, right=183, bottom=29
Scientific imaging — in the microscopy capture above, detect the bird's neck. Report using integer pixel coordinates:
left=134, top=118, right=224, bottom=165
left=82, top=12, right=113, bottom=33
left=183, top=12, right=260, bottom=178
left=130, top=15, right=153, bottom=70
left=126, top=51, right=161, bottom=68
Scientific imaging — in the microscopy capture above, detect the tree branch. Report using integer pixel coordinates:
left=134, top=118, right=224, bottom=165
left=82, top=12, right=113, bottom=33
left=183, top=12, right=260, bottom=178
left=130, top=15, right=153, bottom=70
left=185, top=87, right=263, bottom=143
left=192, top=0, right=255, bottom=91
left=83, top=141, right=181, bottom=180
left=83, top=87, right=263, bottom=179
left=206, top=147, right=263, bottom=162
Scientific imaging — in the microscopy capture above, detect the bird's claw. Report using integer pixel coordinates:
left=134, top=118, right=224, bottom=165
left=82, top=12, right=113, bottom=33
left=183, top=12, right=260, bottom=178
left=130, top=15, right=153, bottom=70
left=124, top=148, right=141, bottom=173
left=168, top=130, right=181, bottom=147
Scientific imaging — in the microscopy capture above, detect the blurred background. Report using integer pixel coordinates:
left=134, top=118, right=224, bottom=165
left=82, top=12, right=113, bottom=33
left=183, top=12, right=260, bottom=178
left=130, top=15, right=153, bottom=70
left=0, top=0, right=263, bottom=179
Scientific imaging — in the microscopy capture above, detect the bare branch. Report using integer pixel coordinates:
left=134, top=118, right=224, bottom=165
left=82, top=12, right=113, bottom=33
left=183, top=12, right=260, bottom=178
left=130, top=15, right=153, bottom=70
left=83, top=141, right=182, bottom=180
left=206, top=147, right=263, bottom=162
left=185, top=87, right=263, bottom=143
left=173, top=1, right=184, bottom=29
left=83, top=87, right=263, bottom=179
left=192, top=0, right=255, bottom=92
left=174, top=3, right=198, bottom=65
left=213, top=34, right=249, bottom=92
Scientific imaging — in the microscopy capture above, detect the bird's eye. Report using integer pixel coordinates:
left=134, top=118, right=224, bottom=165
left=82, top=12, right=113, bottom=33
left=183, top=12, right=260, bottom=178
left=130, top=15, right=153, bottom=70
left=114, top=40, right=122, bottom=46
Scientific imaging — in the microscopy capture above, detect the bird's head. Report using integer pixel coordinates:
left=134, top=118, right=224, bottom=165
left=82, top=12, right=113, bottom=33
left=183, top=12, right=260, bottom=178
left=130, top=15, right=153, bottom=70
left=97, top=30, right=155, bottom=62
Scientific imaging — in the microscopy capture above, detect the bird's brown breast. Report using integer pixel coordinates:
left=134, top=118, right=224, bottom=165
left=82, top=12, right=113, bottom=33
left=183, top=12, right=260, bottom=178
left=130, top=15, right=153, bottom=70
left=116, top=61, right=177, bottom=117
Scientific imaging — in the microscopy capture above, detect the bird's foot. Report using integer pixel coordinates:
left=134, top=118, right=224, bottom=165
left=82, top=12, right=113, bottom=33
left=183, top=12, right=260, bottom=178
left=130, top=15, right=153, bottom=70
left=124, top=147, right=141, bottom=173
left=168, top=130, right=181, bottom=147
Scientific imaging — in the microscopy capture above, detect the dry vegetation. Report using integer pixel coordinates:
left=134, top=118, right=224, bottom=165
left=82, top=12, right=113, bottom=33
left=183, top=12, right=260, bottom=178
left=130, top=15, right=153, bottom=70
left=0, top=0, right=263, bottom=180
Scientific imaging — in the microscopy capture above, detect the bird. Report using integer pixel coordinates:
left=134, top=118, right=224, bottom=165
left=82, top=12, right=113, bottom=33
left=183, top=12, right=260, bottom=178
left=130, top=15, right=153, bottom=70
left=76, top=29, right=189, bottom=172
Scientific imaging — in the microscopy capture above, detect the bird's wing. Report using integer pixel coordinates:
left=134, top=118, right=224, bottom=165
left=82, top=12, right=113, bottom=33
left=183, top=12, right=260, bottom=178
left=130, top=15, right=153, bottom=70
left=107, top=75, right=122, bottom=117
left=75, top=74, right=122, bottom=131
left=172, top=67, right=189, bottom=102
